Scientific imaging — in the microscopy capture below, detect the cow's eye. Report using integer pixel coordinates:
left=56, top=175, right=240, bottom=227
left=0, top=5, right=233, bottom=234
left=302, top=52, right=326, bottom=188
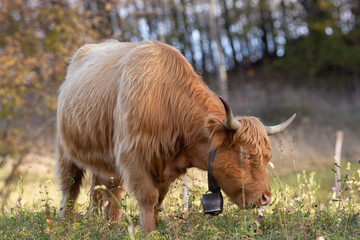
left=240, top=153, right=251, bottom=160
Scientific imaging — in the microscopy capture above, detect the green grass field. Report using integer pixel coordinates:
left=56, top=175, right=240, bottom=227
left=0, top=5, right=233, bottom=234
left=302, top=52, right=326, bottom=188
left=1, top=165, right=359, bottom=239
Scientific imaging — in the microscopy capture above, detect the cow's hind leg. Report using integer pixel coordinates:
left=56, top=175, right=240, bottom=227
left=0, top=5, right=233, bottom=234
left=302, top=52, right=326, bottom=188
left=57, top=146, right=85, bottom=217
left=89, top=174, right=104, bottom=215
left=103, top=177, right=124, bottom=225
left=90, top=174, right=124, bottom=225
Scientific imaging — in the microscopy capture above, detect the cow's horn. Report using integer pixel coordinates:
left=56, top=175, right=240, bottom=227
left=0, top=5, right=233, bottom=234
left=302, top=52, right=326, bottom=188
left=219, top=96, right=241, bottom=131
left=265, top=113, right=296, bottom=135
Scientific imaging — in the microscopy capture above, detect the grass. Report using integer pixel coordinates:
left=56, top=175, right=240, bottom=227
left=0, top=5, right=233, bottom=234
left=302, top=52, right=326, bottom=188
left=1, top=168, right=360, bottom=239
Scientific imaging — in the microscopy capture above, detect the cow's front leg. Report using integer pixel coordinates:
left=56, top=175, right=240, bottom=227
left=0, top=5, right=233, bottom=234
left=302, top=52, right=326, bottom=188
left=130, top=173, right=159, bottom=232
left=137, top=193, right=158, bottom=232
left=154, top=182, right=170, bottom=225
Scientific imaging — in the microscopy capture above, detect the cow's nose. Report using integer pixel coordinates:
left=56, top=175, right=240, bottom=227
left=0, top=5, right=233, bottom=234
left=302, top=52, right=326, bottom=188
left=261, top=191, right=272, bottom=206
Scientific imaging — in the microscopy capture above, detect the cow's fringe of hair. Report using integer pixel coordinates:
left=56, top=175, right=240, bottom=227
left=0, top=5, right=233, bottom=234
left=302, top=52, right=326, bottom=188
left=207, top=115, right=270, bottom=152
left=234, top=117, right=272, bottom=162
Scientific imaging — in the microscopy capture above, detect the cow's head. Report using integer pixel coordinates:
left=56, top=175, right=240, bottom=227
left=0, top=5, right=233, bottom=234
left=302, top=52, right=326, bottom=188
left=206, top=97, right=295, bottom=208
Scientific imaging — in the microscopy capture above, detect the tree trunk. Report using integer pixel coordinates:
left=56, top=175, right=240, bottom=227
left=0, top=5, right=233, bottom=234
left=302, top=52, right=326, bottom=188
left=352, top=0, right=360, bottom=29
left=259, top=0, right=275, bottom=58
left=170, top=0, right=185, bottom=54
left=209, top=0, right=229, bottom=100
left=220, top=0, right=238, bottom=67
left=180, top=0, right=196, bottom=66
left=280, top=0, right=289, bottom=39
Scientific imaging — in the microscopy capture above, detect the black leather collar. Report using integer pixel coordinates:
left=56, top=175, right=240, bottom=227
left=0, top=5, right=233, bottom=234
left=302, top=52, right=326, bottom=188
left=208, top=149, right=221, bottom=193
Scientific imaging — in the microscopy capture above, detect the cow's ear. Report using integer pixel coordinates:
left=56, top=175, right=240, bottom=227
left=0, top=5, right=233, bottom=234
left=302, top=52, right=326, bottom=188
left=205, top=115, right=230, bottom=148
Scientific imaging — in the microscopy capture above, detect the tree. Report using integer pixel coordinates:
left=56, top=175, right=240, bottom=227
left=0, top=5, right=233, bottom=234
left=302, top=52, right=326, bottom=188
left=0, top=0, right=97, bottom=203
left=209, top=0, right=229, bottom=100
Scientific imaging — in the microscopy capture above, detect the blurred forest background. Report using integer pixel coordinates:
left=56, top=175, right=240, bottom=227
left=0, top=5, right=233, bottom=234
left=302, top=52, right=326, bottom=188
left=1, top=0, right=360, bottom=205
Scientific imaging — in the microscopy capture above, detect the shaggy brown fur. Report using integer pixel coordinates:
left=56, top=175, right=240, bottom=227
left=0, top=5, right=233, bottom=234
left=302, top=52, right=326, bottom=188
left=57, top=40, right=275, bottom=232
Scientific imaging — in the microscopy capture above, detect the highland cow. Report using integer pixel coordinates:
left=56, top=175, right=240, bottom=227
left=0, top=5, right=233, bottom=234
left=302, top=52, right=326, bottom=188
left=56, top=40, right=295, bottom=232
